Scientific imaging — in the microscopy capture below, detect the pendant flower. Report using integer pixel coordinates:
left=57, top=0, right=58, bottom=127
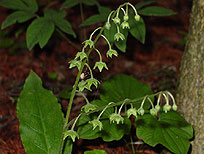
left=172, top=104, right=178, bottom=111
left=137, top=107, right=145, bottom=116
left=123, top=14, right=129, bottom=21
left=106, top=49, right=118, bottom=58
left=86, top=78, right=100, bottom=89
left=93, top=62, right=108, bottom=72
left=134, top=14, right=140, bottom=21
left=75, top=52, right=87, bottom=61
left=83, top=39, right=94, bottom=48
left=150, top=108, right=157, bottom=116
left=105, top=22, right=111, bottom=30
left=69, top=59, right=82, bottom=70
left=113, top=17, right=120, bottom=24
left=78, top=80, right=90, bottom=92
left=163, top=104, right=171, bottom=113
left=109, top=113, right=124, bottom=124
left=126, top=108, right=137, bottom=118
left=81, top=103, right=98, bottom=113
left=89, top=119, right=103, bottom=131
left=121, top=21, right=130, bottom=29
left=114, top=32, right=125, bottom=41
left=63, top=130, right=79, bottom=142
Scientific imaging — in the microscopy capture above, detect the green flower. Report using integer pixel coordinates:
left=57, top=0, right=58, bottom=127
left=155, top=105, right=160, bottom=112
left=86, top=78, right=100, bottom=89
left=121, top=21, right=130, bottom=29
left=114, top=32, right=125, bottom=41
left=163, top=104, right=171, bottom=113
left=69, top=59, right=82, bottom=70
left=134, top=14, right=140, bottom=21
left=93, top=62, right=108, bottom=72
left=83, top=39, right=94, bottom=48
left=78, top=80, right=89, bottom=92
left=89, top=119, right=103, bottom=131
left=105, top=22, right=111, bottom=30
left=172, top=104, right=178, bottom=111
left=126, top=108, right=137, bottom=118
left=113, top=17, right=120, bottom=24
left=123, top=14, right=129, bottom=21
left=106, top=49, right=118, bottom=58
left=81, top=103, right=98, bottom=113
left=63, top=130, right=79, bottom=142
left=75, top=52, right=87, bottom=61
left=150, top=108, right=157, bottom=116
left=137, top=107, right=145, bottom=116
left=109, top=113, right=124, bottom=124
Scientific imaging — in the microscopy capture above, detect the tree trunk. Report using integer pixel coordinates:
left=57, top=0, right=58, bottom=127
left=176, top=0, right=204, bottom=153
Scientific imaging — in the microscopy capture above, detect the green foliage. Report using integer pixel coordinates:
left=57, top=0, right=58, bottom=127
left=138, top=6, right=176, bottom=16
left=62, top=0, right=99, bottom=8
left=84, top=149, right=107, bottom=154
left=136, top=111, right=193, bottom=154
left=17, top=71, right=67, bottom=154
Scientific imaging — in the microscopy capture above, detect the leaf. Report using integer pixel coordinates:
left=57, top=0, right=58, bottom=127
left=26, top=17, right=55, bottom=50
left=82, top=0, right=99, bottom=6
left=1, top=11, right=35, bottom=29
left=100, top=74, right=153, bottom=109
left=136, top=111, right=193, bottom=154
left=80, top=6, right=111, bottom=27
left=104, top=23, right=117, bottom=44
left=44, top=9, right=76, bottom=38
left=84, top=149, right=107, bottom=154
left=129, top=15, right=146, bottom=44
left=62, top=0, right=98, bottom=8
left=138, top=6, right=176, bottom=16
left=135, top=0, right=156, bottom=9
left=17, top=71, right=64, bottom=154
left=21, top=0, right=38, bottom=12
left=0, top=0, right=28, bottom=10
left=63, top=138, right=73, bottom=154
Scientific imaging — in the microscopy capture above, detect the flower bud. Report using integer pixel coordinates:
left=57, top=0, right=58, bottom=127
left=134, top=14, right=140, bottom=21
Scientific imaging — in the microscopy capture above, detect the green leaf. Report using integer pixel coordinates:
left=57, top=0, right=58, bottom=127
left=136, top=111, right=193, bottom=154
left=104, top=23, right=117, bottom=44
left=44, top=9, right=76, bottom=38
left=84, top=149, right=107, bottom=154
left=17, top=71, right=64, bottom=154
left=1, top=11, right=35, bottom=29
left=63, top=138, right=73, bottom=154
left=138, top=6, right=176, bottom=16
left=0, top=0, right=28, bottom=10
left=26, top=17, right=55, bottom=50
left=21, top=0, right=38, bottom=12
left=129, top=16, right=146, bottom=44
left=100, top=74, right=153, bottom=109
left=82, top=0, right=99, bottom=6
left=135, top=0, right=156, bottom=9
left=62, top=0, right=99, bottom=8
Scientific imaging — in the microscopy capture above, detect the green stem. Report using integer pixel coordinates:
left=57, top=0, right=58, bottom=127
left=59, top=27, right=105, bottom=154
left=80, top=3, right=87, bottom=40
left=85, top=63, right=93, bottom=78
left=56, top=28, right=81, bottom=51
left=76, top=90, right=90, bottom=104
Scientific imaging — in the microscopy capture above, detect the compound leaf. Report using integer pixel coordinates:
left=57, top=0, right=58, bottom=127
left=26, top=17, right=55, bottom=50
left=1, top=11, right=35, bottom=29
left=17, top=71, right=64, bottom=154
left=138, top=6, right=176, bottom=16
left=136, top=111, right=193, bottom=154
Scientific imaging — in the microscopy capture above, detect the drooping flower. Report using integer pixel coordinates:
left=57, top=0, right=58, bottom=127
left=83, top=39, right=94, bottom=48
left=109, top=113, right=124, bottom=124
left=86, top=78, right=100, bottom=89
left=137, top=107, right=145, bottom=116
left=126, top=108, right=137, bottom=118
left=113, top=17, right=120, bottom=24
left=63, top=130, right=79, bottom=142
left=114, top=32, right=125, bottom=41
left=106, top=49, right=118, bottom=58
left=69, top=59, right=82, bottom=70
left=93, top=62, right=108, bottom=72
left=75, top=52, right=87, bottom=61
left=81, top=103, right=98, bottom=113
left=134, top=14, right=140, bottom=21
left=121, top=21, right=130, bottom=29
left=89, top=119, right=103, bottom=131
left=105, top=22, right=111, bottom=30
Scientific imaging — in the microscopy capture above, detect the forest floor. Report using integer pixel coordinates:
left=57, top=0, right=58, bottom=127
left=0, top=0, right=191, bottom=154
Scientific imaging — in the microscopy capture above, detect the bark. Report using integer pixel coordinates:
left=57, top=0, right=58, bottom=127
left=176, top=0, right=204, bottom=153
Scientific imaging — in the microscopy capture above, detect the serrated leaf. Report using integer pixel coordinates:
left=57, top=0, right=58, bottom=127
left=138, top=6, right=176, bottom=16
left=1, top=11, right=35, bottom=29
left=100, top=74, right=153, bottom=109
left=44, top=9, right=76, bottom=38
left=136, top=111, right=193, bottom=154
left=84, top=149, right=107, bottom=154
left=26, top=17, right=55, bottom=50
left=17, top=71, right=64, bottom=154
left=129, top=16, right=146, bottom=44
left=0, top=0, right=28, bottom=10
left=135, top=0, right=156, bottom=9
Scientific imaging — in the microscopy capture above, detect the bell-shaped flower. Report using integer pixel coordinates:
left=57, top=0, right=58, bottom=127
left=69, top=59, right=82, bottom=70
left=106, top=49, right=118, bottom=58
left=63, top=130, right=79, bottom=142
left=134, top=14, right=140, bottom=21
left=105, top=22, right=111, bottom=30
left=126, top=108, right=137, bottom=118
left=123, top=14, right=129, bottom=21
left=155, top=105, right=160, bottom=112
left=78, top=80, right=90, bottom=92
left=83, top=39, right=94, bottom=48
left=163, top=104, right=171, bottom=113
left=172, top=104, right=177, bottom=111
left=114, top=32, right=125, bottom=41
left=93, top=62, right=108, bottom=72
left=86, top=78, right=100, bottom=89
left=81, top=103, right=98, bottom=113
left=137, top=107, right=145, bottom=116
left=150, top=108, right=157, bottom=116
left=113, top=17, right=120, bottom=24
left=89, top=119, right=103, bottom=131
left=121, top=21, right=130, bottom=29
left=75, top=52, right=87, bottom=61
left=109, top=113, right=124, bottom=124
